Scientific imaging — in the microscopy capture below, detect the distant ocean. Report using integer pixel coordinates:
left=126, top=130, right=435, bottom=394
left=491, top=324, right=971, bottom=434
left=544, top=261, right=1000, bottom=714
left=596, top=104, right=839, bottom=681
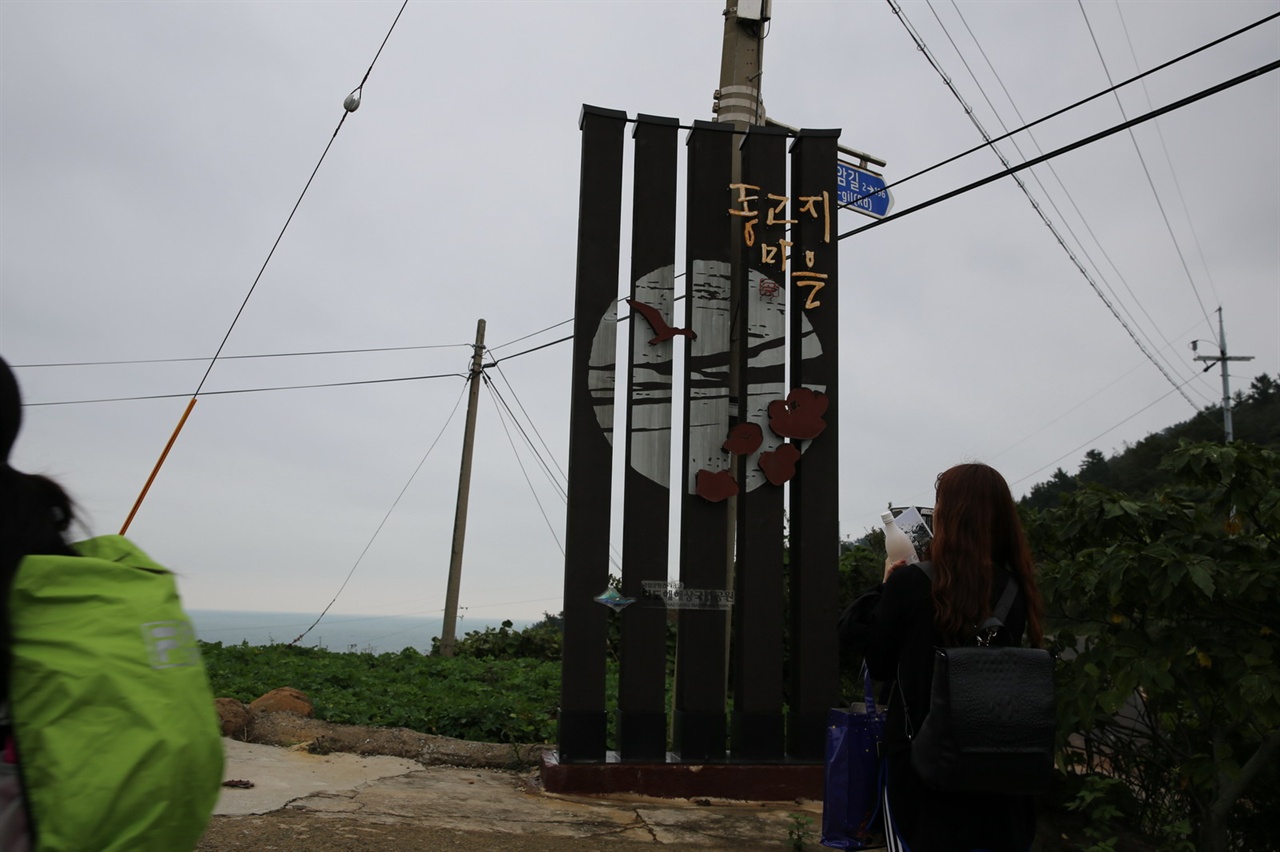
left=189, top=610, right=533, bottom=655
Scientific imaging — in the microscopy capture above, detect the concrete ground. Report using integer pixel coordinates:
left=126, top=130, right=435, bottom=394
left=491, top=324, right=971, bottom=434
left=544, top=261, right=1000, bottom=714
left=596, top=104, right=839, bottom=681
left=198, top=740, right=830, bottom=851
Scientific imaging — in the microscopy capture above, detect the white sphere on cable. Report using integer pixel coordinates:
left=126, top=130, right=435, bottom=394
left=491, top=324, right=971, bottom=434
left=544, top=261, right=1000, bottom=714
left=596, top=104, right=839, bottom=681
left=343, top=93, right=361, bottom=113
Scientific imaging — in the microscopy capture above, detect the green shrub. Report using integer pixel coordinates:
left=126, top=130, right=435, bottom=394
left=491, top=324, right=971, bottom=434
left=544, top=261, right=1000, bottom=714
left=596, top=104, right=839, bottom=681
left=201, top=641, right=571, bottom=743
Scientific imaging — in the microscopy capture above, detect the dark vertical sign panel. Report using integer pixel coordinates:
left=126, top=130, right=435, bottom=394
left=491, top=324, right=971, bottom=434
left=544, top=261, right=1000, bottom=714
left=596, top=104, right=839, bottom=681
left=674, top=120, right=735, bottom=762
left=730, top=125, right=789, bottom=760
left=786, top=129, right=841, bottom=760
left=559, top=105, right=627, bottom=763
left=618, top=114, right=679, bottom=761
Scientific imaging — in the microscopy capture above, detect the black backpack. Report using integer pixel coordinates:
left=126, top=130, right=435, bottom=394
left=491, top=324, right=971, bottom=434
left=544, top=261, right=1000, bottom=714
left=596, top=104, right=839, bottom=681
left=905, top=562, right=1056, bottom=795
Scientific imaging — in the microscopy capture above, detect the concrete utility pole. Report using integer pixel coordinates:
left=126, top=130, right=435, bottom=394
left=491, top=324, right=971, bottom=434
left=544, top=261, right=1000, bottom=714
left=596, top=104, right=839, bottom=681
left=1193, top=307, right=1253, bottom=443
left=715, top=0, right=769, bottom=693
left=713, top=0, right=768, bottom=127
left=439, top=318, right=486, bottom=657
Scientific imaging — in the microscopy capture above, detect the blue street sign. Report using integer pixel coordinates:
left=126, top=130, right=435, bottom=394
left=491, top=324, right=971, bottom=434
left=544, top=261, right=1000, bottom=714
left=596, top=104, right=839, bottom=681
left=836, top=161, right=893, bottom=219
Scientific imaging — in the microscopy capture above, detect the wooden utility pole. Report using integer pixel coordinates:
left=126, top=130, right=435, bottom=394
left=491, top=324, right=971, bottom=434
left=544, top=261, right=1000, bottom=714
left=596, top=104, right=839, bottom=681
left=438, top=318, right=486, bottom=657
left=1194, top=306, right=1254, bottom=443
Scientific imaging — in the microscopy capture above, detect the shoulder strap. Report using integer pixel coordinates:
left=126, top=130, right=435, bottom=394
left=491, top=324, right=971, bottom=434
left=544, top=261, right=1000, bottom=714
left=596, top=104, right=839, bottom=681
left=991, top=573, right=1018, bottom=624
left=918, top=561, right=1019, bottom=635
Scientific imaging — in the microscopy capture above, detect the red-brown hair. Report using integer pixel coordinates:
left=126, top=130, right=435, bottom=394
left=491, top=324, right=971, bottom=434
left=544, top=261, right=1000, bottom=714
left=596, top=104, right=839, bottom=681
left=930, top=463, right=1043, bottom=647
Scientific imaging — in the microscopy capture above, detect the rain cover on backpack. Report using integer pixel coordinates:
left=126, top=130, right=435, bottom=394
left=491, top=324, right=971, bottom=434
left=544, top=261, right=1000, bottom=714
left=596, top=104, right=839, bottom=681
left=8, top=535, right=223, bottom=851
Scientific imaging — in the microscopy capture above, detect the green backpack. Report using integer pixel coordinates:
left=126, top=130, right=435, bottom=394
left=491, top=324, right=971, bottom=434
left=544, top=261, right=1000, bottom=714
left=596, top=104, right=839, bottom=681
left=8, top=535, right=223, bottom=851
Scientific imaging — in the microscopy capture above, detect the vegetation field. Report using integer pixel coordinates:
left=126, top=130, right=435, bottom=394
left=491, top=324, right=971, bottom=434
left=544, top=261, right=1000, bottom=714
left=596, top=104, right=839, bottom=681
left=200, top=640, right=599, bottom=744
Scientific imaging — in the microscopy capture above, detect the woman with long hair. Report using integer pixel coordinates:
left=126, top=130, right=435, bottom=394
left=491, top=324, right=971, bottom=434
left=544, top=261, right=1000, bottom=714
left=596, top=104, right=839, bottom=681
left=865, top=462, right=1043, bottom=852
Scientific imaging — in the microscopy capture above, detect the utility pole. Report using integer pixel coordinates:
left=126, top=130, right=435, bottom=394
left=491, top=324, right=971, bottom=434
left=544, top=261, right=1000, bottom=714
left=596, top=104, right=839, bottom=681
left=713, top=0, right=767, bottom=127
left=439, top=318, right=486, bottom=657
left=715, top=0, right=768, bottom=693
left=1193, top=306, right=1253, bottom=443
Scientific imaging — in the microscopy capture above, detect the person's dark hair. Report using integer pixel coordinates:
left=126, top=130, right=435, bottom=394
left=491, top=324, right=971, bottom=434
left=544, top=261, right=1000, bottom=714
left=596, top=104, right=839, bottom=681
left=2, top=356, right=79, bottom=696
left=929, top=463, right=1043, bottom=647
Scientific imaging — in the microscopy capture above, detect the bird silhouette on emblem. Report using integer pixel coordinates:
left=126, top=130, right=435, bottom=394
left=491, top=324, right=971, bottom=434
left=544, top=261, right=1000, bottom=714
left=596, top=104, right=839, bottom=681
left=626, top=298, right=697, bottom=345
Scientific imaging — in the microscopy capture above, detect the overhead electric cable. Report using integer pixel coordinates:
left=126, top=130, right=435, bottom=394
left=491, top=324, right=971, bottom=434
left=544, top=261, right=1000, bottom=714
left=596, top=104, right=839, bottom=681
left=932, top=0, right=1212, bottom=406
left=483, top=335, right=573, bottom=367
left=482, top=374, right=566, bottom=556
left=291, top=373, right=467, bottom=646
left=23, top=371, right=466, bottom=407
left=194, top=0, right=410, bottom=398
left=986, top=317, right=1209, bottom=462
left=835, top=8, right=1279, bottom=214
left=1113, top=5, right=1224, bottom=313
left=119, top=1, right=411, bottom=536
left=13, top=341, right=470, bottom=369
left=1008, top=379, right=1193, bottom=489
left=841, top=35, right=1278, bottom=409
left=489, top=359, right=570, bottom=490
left=860, top=23, right=1279, bottom=240
left=488, top=319, right=574, bottom=353
left=483, top=370, right=568, bottom=502
left=1078, top=0, right=1218, bottom=337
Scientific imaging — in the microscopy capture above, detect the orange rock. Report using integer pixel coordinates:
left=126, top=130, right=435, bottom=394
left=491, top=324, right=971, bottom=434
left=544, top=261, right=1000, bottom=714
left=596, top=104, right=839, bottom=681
left=215, top=697, right=252, bottom=737
left=249, top=687, right=313, bottom=717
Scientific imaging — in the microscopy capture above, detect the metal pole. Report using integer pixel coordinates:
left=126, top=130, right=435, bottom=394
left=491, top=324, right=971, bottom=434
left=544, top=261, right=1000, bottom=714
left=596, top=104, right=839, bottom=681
left=1194, top=307, right=1254, bottom=443
left=439, top=318, right=486, bottom=657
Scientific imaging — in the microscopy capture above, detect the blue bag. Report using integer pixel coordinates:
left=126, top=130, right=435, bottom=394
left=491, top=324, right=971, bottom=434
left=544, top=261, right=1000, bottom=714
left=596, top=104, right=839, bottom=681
left=821, top=665, right=886, bottom=849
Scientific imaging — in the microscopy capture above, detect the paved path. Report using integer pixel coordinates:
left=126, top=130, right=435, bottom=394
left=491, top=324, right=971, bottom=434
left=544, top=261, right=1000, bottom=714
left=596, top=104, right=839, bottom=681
left=199, top=740, right=828, bottom=850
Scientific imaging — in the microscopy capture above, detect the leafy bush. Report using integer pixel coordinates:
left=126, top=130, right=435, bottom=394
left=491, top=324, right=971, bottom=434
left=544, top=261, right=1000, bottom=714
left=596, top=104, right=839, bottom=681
left=1029, top=441, right=1280, bottom=852
left=429, top=618, right=563, bottom=661
left=201, top=641, right=579, bottom=743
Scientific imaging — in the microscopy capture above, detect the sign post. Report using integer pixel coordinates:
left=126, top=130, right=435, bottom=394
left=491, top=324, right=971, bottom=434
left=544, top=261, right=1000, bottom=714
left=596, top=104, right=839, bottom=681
left=836, top=161, right=893, bottom=219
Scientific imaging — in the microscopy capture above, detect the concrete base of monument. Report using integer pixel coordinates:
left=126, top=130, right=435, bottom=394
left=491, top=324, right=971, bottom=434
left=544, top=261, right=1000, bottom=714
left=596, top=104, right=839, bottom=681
left=540, top=751, right=824, bottom=800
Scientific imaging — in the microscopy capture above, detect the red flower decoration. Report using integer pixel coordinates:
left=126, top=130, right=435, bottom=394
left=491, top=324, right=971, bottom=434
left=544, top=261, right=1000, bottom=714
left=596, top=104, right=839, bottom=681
left=767, top=388, right=828, bottom=440
left=696, top=469, right=739, bottom=503
left=758, top=443, right=801, bottom=486
left=722, top=422, right=763, bottom=456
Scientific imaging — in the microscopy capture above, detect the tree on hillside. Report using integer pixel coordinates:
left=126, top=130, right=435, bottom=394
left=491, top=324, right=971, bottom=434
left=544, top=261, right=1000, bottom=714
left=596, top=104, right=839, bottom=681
left=1076, top=448, right=1112, bottom=488
left=1022, top=466, right=1076, bottom=511
left=1029, top=441, right=1280, bottom=851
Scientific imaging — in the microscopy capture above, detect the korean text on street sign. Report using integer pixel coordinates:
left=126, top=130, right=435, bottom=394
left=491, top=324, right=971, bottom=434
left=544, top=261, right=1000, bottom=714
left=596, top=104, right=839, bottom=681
left=836, top=161, right=893, bottom=220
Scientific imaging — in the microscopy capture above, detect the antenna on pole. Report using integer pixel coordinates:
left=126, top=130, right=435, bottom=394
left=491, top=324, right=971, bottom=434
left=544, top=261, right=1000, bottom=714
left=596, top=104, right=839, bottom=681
left=1192, top=307, right=1254, bottom=442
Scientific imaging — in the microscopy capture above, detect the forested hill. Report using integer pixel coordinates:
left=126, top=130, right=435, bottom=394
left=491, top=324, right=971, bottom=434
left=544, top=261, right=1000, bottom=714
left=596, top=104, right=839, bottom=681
left=1020, top=373, right=1279, bottom=511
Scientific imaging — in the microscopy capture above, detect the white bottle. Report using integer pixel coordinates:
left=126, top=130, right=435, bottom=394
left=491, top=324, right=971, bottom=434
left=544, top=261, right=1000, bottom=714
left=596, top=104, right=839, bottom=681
left=882, top=510, right=918, bottom=565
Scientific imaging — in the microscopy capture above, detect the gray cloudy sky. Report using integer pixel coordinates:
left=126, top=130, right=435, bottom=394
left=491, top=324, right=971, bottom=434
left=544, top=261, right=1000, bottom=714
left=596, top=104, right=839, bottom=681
left=3, top=1, right=1277, bottom=625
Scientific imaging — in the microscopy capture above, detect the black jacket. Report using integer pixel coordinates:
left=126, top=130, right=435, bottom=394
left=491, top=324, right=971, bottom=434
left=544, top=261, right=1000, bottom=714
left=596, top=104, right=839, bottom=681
left=861, top=563, right=1037, bottom=852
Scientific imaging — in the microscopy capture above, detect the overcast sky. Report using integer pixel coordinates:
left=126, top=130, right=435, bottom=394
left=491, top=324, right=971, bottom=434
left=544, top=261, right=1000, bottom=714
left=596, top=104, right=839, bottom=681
left=3, top=0, right=1277, bottom=626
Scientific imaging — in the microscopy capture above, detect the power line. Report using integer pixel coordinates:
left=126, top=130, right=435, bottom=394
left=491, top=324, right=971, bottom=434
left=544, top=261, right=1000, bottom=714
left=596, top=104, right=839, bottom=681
left=488, top=360, right=569, bottom=494
left=488, top=319, right=574, bottom=353
left=1007, top=379, right=1192, bottom=489
left=291, top=372, right=468, bottom=646
left=985, top=317, right=1208, bottom=463
left=840, top=39, right=1278, bottom=408
left=1114, top=1, right=1223, bottom=315
left=1077, top=0, right=1217, bottom=336
left=929, top=0, right=1213, bottom=407
left=481, top=374, right=566, bottom=556
left=854, top=34, right=1278, bottom=239
left=484, top=335, right=573, bottom=367
left=11, top=342, right=471, bottom=370
left=193, top=0, right=409, bottom=399
left=21, top=371, right=466, bottom=407
left=833, top=8, right=1280, bottom=214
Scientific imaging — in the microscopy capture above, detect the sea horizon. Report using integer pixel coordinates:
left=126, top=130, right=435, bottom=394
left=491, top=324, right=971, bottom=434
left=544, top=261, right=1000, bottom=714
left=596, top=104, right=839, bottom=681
left=189, top=609, right=536, bottom=655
